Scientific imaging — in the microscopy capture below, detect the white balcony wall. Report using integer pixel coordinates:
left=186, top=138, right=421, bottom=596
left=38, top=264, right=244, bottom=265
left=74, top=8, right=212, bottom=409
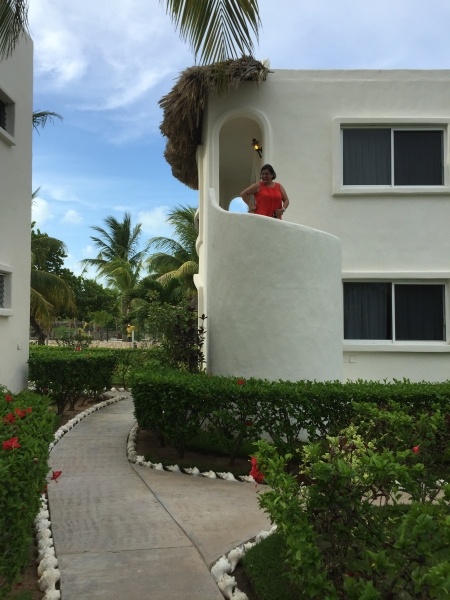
left=203, top=190, right=343, bottom=382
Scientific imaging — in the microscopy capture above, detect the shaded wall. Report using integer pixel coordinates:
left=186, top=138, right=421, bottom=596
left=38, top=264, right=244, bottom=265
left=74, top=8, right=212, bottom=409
left=0, top=38, right=33, bottom=391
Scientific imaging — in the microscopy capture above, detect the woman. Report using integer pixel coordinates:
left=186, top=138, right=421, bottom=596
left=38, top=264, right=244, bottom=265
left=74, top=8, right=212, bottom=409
left=240, top=164, right=290, bottom=219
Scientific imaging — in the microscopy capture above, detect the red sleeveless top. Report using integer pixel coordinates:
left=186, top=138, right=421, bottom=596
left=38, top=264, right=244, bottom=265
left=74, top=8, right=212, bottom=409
left=254, top=182, right=283, bottom=218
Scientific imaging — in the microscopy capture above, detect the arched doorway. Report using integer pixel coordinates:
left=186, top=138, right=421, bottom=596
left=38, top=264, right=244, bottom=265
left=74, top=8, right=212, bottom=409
left=218, top=116, right=263, bottom=210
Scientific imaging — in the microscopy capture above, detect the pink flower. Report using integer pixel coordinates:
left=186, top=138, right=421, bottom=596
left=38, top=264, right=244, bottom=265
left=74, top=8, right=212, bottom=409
left=2, top=436, right=21, bottom=450
left=249, top=456, right=264, bottom=484
left=412, top=445, right=420, bottom=454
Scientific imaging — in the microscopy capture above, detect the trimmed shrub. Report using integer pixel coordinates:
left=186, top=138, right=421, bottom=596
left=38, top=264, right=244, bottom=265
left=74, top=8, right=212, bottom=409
left=28, top=347, right=118, bottom=414
left=0, top=387, right=55, bottom=590
left=132, top=370, right=215, bottom=457
left=130, top=372, right=450, bottom=466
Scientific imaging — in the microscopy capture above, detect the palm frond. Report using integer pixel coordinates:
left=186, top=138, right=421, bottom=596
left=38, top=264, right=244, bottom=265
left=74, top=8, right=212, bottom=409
left=30, top=270, right=76, bottom=328
left=32, top=110, right=63, bottom=133
left=164, top=0, right=260, bottom=65
left=0, top=0, right=29, bottom=60
left=31, top=233, right=67, bottom=269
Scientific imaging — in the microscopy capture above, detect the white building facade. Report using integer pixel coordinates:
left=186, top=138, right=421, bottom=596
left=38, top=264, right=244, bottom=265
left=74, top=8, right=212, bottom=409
left=196, top=69, right=450, bottom=382
left=0, top=38, right=33, bottom=392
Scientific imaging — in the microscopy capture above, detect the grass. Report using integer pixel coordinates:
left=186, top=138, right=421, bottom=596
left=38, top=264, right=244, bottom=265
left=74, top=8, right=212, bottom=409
left=2, top=592, right=34, bottom=600
left=243, top=532, right=301, bottom=600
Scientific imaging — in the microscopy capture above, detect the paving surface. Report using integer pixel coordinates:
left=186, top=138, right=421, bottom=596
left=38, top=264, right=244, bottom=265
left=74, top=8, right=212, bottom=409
left=47, top=394, right=270, bottom=599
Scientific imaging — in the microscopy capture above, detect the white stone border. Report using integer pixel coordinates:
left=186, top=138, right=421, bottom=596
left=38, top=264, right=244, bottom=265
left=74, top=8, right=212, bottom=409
left=35, top=389, right=128, bottom=600
left=209, top=525, right=277, bottom=599
left=126, top=421, right=259, bottom=484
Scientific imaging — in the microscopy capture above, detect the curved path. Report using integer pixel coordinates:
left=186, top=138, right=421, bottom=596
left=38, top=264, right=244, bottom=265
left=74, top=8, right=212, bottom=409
left=47, top=394, right=270, bottom=599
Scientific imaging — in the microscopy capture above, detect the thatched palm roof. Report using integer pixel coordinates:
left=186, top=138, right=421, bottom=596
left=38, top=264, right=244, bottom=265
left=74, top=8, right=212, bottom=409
left=159, top=56, right=270, bottom=190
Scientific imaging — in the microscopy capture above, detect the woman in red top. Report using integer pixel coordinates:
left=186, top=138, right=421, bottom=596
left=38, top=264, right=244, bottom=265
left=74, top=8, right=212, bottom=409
left=240, top=164, right=290, bottom=219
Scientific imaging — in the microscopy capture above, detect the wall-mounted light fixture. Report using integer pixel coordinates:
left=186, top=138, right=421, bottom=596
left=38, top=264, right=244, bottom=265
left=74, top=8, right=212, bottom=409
left=252, top=138, right=262, bottom=158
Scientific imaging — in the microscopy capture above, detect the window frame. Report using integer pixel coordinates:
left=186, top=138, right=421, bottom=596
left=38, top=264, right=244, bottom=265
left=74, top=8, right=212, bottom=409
left=333, top=118, right=450, bottom=196
left=343, top=278, right=448, bottom=346
left=0, top=264, right=13, bottom=317
left=0, top=87, right=16, bottom=146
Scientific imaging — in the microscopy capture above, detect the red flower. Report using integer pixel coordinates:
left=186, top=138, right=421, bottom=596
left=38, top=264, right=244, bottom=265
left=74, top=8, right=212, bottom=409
left=237, top=378, right=245, bottom=386
left=50, top=470, right=62, bottom=482
left=412, top=445, right=420, bottom=454
left=249, top=456, right=265, bottom=484
left=5, top=394, right=13, bottom=403
left=2, top=436, right=21, bottom=450
left=2, top=413, right=16, bottom=424
left=26, top=407, right=32, bottom=414
left=244, top=420, right=253, bottom=427
left=14, top=408, right=28, bottom=419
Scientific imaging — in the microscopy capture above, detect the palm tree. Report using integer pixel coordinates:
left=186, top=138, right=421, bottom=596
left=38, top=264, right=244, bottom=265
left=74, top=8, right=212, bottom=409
left=30, top=231, right=76, bottom=344
left=147, top=204, right=198, bottom=299
left=1, top=1, right=260, bottom=64
left=82, top=213, right=150, bottom=332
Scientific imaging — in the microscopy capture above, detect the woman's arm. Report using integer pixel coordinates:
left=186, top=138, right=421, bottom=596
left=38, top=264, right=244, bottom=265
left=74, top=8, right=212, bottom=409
left=240, top=183, right=259, bottom=212
left=274, top=184, right=290, bottom=218
left=280, top=185, right=290, bottom=211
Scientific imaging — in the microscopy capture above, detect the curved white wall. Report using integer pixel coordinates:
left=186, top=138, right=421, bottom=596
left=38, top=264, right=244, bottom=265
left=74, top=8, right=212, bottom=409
left=205, top=191, right=343, bottom=382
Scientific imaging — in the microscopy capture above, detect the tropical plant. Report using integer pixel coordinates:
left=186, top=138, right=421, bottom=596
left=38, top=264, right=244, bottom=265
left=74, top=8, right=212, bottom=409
left=147, top=204, right=198, bottom=299
left=30, top=229, right=76, bottom=344
left=1, top=0, right=260, bottom=64
left=81, top=213, right=150, bottom=332
left=163, top=0, right=260, bottom=64
left=0, top=0, right=28, bottom=59
left=32, top=110, right=63, bottom=132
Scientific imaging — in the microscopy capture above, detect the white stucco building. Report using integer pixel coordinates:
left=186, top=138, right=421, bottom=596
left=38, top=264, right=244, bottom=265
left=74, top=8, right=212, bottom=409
left=192, top=67, right=450, bottom=382
left=0, top=38, right=33, bottom=392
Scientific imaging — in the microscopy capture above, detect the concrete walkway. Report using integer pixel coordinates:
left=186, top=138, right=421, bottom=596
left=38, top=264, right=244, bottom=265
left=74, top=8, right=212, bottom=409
left=47, top=395, right=271, bottom=599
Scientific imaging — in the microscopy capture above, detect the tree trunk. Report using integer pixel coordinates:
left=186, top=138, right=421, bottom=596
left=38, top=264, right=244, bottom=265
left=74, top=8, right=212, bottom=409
left=30, top=316, right=47, bottom=345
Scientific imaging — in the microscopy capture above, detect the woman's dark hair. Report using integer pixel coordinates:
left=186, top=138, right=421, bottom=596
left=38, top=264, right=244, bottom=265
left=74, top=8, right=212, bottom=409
left=261, top=164, right=276, bottom=180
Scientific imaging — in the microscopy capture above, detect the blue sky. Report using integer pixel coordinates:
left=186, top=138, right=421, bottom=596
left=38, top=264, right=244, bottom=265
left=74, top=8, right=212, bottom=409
left=30, top=0, right=450, bottom=276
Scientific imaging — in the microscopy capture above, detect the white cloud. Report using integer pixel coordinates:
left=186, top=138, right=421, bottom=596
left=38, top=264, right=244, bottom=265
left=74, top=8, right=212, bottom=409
left=32, top=198, right=54, bottom=226
left=29, top=0, right=188, bottom=102
left=82, top=245, right=95, bottom=257
left=139, top=206, right=172, bottom=237
left=62, top=209, right=83, bottom=225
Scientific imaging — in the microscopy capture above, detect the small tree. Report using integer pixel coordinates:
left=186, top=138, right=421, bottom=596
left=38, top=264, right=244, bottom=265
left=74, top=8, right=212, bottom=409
left=145, top=297, right=206, bottom=373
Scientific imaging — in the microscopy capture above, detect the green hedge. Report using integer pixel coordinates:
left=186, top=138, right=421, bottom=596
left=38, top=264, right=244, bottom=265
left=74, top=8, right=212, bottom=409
left=131, top=372, right=450, bottom=466
left=28, top=347, right=118, bottom=414
left=0, top=387, right=55, bottom=589
left=132, top=370, right=216, bottom=457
